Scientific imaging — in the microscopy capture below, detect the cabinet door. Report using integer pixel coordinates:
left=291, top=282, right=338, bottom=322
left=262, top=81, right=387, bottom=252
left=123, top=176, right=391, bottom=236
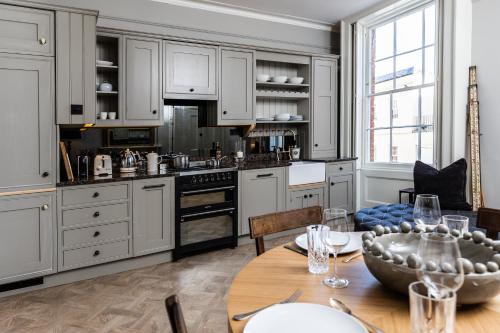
left=124, top=38, right=162, bottom=126
left=0, top=55, right=55, bottom=192
left=288, top=189, right=308, bottom=210
left=219, top=48, right=254, bottom=124
left=0, top=4, right=54, bottom=56
left=240, top=168, right=285, bottom=235
left=133, top=178, right=174, bottom=256
left=56, top=12, right=96, bottom=124
left=0, top=192, right=55, bottom=284
left=164, top=42, right=217, bottom=98
left=307, top=187, right=325, bottom=208
left=312, top=58, right=337, bottom=158
left=328, top=174, right=353, bottom=213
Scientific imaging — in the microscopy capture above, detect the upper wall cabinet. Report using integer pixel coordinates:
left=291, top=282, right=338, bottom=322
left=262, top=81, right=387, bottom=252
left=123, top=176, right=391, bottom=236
left=0, top=4, right=54, bottom=56
left=124, top=37, right=162, bottom=126
left=56, top=12, right=97, bottom=124
left=163, top=41, right=217, bottom=100
left=311, top=57, right=338, bottom=158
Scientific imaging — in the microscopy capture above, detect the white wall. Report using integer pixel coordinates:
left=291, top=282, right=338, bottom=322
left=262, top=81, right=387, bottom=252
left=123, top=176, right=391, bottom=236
left=472, top=0, right=500, bottom=208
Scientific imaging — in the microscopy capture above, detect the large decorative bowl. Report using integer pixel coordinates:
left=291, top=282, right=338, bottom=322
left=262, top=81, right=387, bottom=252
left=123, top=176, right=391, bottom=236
left=362, top=224, right=500, bottom=304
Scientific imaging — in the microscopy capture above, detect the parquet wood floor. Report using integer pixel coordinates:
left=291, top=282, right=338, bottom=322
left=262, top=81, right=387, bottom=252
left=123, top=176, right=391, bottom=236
left=0, top=235, right=297, bottom=333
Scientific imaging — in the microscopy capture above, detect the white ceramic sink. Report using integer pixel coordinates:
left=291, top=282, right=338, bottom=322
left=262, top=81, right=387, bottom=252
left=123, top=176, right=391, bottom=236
left=288, top=161, right=326, bottom=186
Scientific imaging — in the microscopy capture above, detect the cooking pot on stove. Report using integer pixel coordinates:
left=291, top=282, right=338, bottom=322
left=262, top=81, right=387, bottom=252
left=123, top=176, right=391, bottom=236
left=165, top=153, right=190, bottom=169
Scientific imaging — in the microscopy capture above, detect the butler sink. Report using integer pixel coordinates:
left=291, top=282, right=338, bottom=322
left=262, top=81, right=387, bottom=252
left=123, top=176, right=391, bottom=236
left=288, top=161, right=326, bottom=186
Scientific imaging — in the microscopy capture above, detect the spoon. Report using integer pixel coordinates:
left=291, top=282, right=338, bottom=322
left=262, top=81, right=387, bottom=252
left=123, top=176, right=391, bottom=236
left=329, top=298, right=384, bottom=333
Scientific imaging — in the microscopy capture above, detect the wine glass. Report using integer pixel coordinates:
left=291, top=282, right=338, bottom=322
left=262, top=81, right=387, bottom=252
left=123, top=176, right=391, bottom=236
left=321, top=208, right=350, bottom=288
left=413, top=194, right=442, bottom=230
left=416, top=233, right=464, bottom=298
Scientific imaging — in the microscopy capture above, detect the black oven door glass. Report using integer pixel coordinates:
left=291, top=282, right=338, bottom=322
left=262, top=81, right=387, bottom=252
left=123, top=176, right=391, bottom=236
left=180, top=186, right=235, bottom=210
left=180, top=209, right=234, bottom=246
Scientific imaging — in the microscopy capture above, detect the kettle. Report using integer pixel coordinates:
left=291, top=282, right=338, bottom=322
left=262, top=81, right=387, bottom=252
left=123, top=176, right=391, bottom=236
left=120, top=149, right=137, bottom=173
left=146, top=152, right=163, bottom=172
left=94, top=155, right=112, bottom=176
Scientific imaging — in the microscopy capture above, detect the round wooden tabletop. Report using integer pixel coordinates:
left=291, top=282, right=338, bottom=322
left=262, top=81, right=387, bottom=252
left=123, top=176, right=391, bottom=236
left=227, top=245, right=500, bottom=333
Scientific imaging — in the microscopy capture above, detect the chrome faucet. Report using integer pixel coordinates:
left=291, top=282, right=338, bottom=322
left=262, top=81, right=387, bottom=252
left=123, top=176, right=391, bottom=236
left=274, top=146, right=281, bottom=162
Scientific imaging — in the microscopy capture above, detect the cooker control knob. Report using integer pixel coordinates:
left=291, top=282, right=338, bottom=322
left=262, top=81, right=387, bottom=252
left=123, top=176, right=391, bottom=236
left=210, top=175, right=215, bottom=182
left=198, top=176, right=203, bottom=183
left=191, top=176, right=197, bottom=184
left=227, top=172, right=232, bottom=180
left=221, top=174, right=226, bottom=180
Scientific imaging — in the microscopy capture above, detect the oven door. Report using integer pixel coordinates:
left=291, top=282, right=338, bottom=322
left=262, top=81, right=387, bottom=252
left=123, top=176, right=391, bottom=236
left=179, top=208, right=235, bottom=246
left=180, top=185, right=235, bottom=211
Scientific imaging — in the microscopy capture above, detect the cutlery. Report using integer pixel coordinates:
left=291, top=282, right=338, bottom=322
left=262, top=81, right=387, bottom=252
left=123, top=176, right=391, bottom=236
left=329, top=298, right=384, bottom=333
left=343, top=251, right=362, bottom=263
left=284, top=243, right=308, bottom=257
left=232, top=289, right=302, bottom=321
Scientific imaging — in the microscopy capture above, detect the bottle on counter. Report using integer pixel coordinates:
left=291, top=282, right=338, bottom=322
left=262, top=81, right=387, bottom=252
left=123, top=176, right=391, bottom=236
left=215, top=142, right=222, bottom=160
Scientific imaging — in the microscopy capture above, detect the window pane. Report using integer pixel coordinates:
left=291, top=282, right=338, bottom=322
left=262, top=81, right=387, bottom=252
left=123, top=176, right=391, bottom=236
left=369, top=94, right=391, bottom=128
left=421, top=86, right=434, bottom=126
left=421, top=127, right=434, bottom=164
left=373, top=58, right=394, bottom=93
left=425, top=5, right=436, bottom=46
left=373, top=22, right=394, bottom=60
left=392, top=89, right=419, bottom=127
left=392, top=127, right=419, bottom=163
left=396, top=11, right=423, bottom=54
left=395, top=50, right=422, bottom=88
left=369, top=129, right=390, bottom=163
left=424, top=46, right=435, bottom=83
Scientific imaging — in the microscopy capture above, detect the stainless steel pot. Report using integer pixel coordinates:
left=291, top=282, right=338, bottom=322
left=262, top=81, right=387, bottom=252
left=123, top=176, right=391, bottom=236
left=166, top=153, right=190, bottom=169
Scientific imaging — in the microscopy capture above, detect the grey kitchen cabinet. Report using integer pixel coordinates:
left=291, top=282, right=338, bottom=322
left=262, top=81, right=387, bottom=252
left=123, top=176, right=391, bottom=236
left=0, top=192, right=56, bottom=284
left=240, top=168, right=285, bottom=235
left=217, top=48, right=255, bottom=125
left=163, top=41, right=217, bottom=99
left=0, top=54, right=55, bottom=192
left=311, top=57, right=337, bottom=158
left=326, top=160, right=355, bottom=213
left=56, top=12, right=97, bottom=124
left=287, top=186, right=325, bottom=210
left=124, top=37, right=162, bottom=126
left=133, top=178, right=175, bottom=256
left=0, top=4, right=54, bottom=56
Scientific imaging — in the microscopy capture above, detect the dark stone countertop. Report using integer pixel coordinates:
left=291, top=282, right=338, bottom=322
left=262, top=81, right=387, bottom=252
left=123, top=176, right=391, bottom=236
left=236, top=160, right=292, bottom=170
left=306, top=157, right=358, bottom=163
left=57, top=170, right=176, bottom=187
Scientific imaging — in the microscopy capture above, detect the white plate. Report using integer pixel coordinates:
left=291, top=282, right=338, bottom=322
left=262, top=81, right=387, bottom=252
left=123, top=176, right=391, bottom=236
left=244, top=303, right=367, bottom=333
left=256, top=117, right=274, bottom=121
left=96, top=60, right=113, bottom=66
left=295, top=231, right=363, bottom=255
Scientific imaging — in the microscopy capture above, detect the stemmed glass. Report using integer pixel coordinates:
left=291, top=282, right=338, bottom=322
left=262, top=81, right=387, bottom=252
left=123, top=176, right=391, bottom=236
left=413, top=194, right=442, bottom=230
left=321, top=208, right=350, bottom=288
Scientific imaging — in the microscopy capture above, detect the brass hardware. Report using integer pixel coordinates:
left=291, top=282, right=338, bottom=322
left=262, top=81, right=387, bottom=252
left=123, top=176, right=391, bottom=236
left=41, top=204, right=49, bottom=211
left=39, top=37, right=47, bottom=45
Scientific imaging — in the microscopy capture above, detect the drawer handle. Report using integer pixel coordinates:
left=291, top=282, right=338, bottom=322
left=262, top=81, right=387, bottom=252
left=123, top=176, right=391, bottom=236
left=93, top=211, right=100, bottom=218
left=339, top=167, right=344, bottom=171
left=42, top=171, right=50, bottom=177
left=93, top=231, right=101, bottom=238
left=223, top=110, right=228, bottom=115
left=314, top=144, right=318, bottom=147
left=93, top=250, right=100, bottom=257
left=41, top=204, right=49, bottom=211
left=256, top=173, right=273, bottom=178
left=143, top=184, right=166, bottom=190
left=189, top=88, right=194, bottom=92
left=331, top=182, right=335, bottom=186
left=93, top=192, right=100, bottom=198
left=152, top=110, right=157, bottom=114
left=39, top=37, right=47, bottom=45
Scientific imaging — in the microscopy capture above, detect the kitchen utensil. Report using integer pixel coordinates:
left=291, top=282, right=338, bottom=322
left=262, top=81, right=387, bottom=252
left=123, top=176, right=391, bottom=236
left=94, top=154, right=112, bottom=176
left=99, top=82, right=113, bottom=92
left=295, top=232, right=362, bottom=255
left=96, top=60, right=113, bottom=66
left=243, top=303, right=367, bottom=333
left=120, top=149, right=137, bottom=173
left=166, top=153, right=190, bottom=169
left=283, top=243, right=308, bottom=257
left=270, top=76, right=287, bottom=83
left=147, top=152, right=163, bottom=172
left=274, top=113, right=291, bottom=121
left=233, top=289, right=302, bottom=321
left=288, top=77, right=304, bottom=84
left=343, top=251, right=362, bottom=263
left=100, top=112, right=108, bottom=120
left=108, top=112, right=117, bottom=120
left=329, top=298, right=383, bottom=333
left=256, top=74, right=270, bottom=82
left=77, top=155, right=89, bottom=178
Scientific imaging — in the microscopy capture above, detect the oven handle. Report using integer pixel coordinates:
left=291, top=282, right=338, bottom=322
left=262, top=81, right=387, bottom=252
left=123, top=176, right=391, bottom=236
left=181, top=207, right=235, bottom=220
left=181, top=185, right=235, bottom=195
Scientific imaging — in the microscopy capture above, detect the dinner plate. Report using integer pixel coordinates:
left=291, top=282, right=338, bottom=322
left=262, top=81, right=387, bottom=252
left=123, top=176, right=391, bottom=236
left=243, top=303, right=368, bottom=333
left=295, top=231, right=362, bottom=254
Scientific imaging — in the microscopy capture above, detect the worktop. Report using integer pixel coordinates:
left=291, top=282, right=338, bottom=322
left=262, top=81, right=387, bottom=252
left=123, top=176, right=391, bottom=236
left=307, top=157, right=358, bottom=163
left=57, top=170, right=176, bottom=187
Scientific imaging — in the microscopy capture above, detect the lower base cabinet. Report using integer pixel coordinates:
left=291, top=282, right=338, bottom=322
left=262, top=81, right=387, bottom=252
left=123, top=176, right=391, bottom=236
left=287, top=186, right=326, bottom=210
left=132, top=178, right=175, bottom=256
left=0, top=192, right=56, bottom=284
left=326, top=161, right=355, bottom=213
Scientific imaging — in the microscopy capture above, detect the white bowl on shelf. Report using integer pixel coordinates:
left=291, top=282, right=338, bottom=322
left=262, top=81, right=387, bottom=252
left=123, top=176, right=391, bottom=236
left=288, top=77, right=304, bottom=84
left=271, top=76, right=288, bottom=84
left=96, top=60, right=113, bottom=66
left=257, top=74, right=270, bottom=82
left=274, top=113, right=291, bottom=121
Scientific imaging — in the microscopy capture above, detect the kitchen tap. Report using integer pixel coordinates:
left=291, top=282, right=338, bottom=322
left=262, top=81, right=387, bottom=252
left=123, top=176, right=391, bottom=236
left=274, top=146, right=281, bottom=162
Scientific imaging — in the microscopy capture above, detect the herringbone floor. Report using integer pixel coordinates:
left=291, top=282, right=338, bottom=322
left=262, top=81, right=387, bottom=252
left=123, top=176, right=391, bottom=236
left=0, top=235, right=297, bottom=333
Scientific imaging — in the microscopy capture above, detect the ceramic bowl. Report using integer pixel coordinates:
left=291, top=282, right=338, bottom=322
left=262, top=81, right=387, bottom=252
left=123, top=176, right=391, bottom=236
left=257, top=74, right=270, bottom=82
left=271, top=76, right=288, bottom=84
left=274, top=113, right=291, bottom=121
left=288, top=77, right=304, bottom=84
left=99, top=82, right=113, bottom=92
left=362, top=226, right=500, bottom=304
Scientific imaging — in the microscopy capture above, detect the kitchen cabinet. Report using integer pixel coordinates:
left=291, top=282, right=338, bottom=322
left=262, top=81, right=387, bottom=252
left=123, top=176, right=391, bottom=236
left=0, top=192, right=56, bottom=284
left=311, top=57, right=337, bottom=158
left=326, top=160, right=355, bottom=213
left=287, top=186, right=325, bottom=210
left=133, top=178, right=175, bottom=256
left=240, top=168, right=285, bottom=235
left=56, top=12, right=96, bottom=124
left=163, top=41, right=217, bottom=99
left=124, top=37, right=162, bottom=126
left=0, top=54, right=55, bottom=192
left=0, top=4, right=54, bottom=56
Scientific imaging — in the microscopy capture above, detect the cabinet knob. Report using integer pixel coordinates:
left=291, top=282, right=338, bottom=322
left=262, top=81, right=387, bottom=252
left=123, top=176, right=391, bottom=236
left=93, top=250, right=100, bottom=257
left=42, top=171, right=50, bottom=177
left=314, top=144, right=318, bottom=147
left=93, top=231, right=100, bottom=237
left=339, top=167, right=344, bottom=171
left=93, top=211, right=100, bottom=218
left=152, top=110, right=157, bottom=114
left=304, top=194, right=308, bottom=198
left=223, top=110, right=228, bottom=115
left=39, top=37, right=47, bottom=45
left=189, top=88, right=195, bottom=92
left=331, top=182, right=335, bottom=186
left=41, top=204, right=49, bottom=211
left=93, top=192, right=100, bottom=198
left=309, top=194, right=313, bottom=198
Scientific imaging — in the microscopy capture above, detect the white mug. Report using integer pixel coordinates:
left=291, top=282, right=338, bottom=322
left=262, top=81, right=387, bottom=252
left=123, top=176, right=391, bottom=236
left=291, top=147, right=301, bottom=160
left=100, top=112, right=108, bottom=120
left=108, top=112, right=117, bottom=120
left=147, top=152, right=163, bottom=171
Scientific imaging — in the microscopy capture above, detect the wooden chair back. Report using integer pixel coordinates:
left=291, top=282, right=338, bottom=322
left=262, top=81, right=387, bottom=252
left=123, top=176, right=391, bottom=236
left=165, top=294, right=188, bottom=333
left=249, top=206, right=323, bottom=256
left=477, top=207, right=500, bottom=240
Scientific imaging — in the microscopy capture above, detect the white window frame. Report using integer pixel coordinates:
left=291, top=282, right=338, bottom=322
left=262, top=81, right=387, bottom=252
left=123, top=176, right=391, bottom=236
left=358, top=0, right=440, bottom=171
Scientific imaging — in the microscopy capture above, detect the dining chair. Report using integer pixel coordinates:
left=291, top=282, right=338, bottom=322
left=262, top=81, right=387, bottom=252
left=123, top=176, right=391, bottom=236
left=477, top=207, right=500, bottom=240
left=249, top=206, right=323, bottom=256
left=165, top=294, right=188, bottom=333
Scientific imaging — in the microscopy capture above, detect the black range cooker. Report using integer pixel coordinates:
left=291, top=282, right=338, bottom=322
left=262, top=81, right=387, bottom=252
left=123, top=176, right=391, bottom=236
left=173, top=166, right=238, bottom=260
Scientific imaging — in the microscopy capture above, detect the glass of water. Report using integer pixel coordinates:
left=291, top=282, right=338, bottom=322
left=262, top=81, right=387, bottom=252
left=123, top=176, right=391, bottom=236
left=413, top=194, right=442, bottom=230
left=442, top=215, right=469, bottom=236
left=321, top=208, right=350, bottom=288
left=306, top=224, right=330, bottom=274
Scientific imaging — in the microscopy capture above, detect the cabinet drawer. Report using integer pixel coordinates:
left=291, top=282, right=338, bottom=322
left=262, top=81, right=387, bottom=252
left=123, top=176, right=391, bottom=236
left=62, top=239, right=130, bottom=269
left=327, top=162, right=354, bottom=175
left=62, top=221, right=129, bottom=248
left=61, top=184, right=129, bottom=206
left=62, top=202, right=129, bottom=227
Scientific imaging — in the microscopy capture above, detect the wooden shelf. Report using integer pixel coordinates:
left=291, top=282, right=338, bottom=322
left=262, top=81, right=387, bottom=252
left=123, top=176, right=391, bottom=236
left=256, top=91, right=309, bottom=99
left=96, top=91, right=118, bottom=95
left=256, top=82, right=309, bottom=88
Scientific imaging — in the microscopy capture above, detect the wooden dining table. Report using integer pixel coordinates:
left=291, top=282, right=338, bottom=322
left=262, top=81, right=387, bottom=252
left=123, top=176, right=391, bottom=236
left=227, top=245, right=500, bottom=333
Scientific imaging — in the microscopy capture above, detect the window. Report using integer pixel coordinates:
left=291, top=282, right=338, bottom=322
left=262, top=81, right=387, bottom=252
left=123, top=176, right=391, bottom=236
left=364, top=2, right=436, bottom=166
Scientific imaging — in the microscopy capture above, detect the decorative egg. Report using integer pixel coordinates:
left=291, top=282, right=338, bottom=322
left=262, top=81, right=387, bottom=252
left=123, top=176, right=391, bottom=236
left=370, top=231, right=377, bottom=237
left=373, top=225, right=385, bottom=236
left=458, top=258, right=474, bottom=274
left=494, top=243, right=500, bottom=253
left=463, top=232, right=472, bottom=240
left=474, top=263, right=487, bottom=274
left=413, top=225, right=425, bottom=233
left=483, top=238, right=494, bottom=247
left=492, top=254, right=500, bottom=266
left=472, top=231, right=486, bottom=244
left=362, top=232, right=374, bottom=241
left=393, top=254, right=404, bottom=265
left=401, top=222, right=412, bottom=233
left=390, top=225, right=400, bottom=233
left=384, top=226, right=391, bottom=234
left=451, top=229, right=460, bottom=237
left=371, top=242, right=384, bottom=256
left=425, top=226, right=435, bottom=233
left=441, top=262, right=454, bottom=273
left=407, top=253, right=422, bottom=268
left=436, top=224, right=449, bottom=234
left=382, top=250, right=393, bottom=261
left=487, top=261, right=499, bottom=273
left=363, top=239, right=373, bottom=250
left=425, top=260, right=438, bottom=271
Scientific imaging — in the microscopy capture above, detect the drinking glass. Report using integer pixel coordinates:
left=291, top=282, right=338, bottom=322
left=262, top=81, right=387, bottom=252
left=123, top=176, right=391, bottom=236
left=442, top=215, right=469, bottom=236
left=413, top=194, right=442, bottom=229
left=321, top=208, right=350, bottom=288
left=416, top=233, right=464, bottom=298
left=409, top=281, right=456, bottom=333
left=306, top=225, right=330, bottom=274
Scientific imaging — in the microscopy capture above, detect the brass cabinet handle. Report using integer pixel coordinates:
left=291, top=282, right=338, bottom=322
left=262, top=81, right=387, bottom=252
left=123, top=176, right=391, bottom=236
left=41, top=204, right=49, bottom=211
left=39, top=37, right=47, bottom=45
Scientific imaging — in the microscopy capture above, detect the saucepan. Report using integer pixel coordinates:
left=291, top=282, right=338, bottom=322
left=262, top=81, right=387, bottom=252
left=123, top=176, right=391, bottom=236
left=165, top=153, right=190, bottom=169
